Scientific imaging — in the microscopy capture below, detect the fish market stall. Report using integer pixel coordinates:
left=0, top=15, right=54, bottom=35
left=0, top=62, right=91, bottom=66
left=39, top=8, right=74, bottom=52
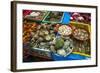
left=23, top=10, right=91, bottom=62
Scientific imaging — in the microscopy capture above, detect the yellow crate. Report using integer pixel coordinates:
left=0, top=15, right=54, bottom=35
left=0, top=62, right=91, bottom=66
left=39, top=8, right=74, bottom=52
left=70, top=21, right=91, bottom=56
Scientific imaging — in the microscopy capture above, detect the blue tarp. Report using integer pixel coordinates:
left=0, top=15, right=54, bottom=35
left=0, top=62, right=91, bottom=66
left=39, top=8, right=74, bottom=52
left=61, top=12, right=70, bottom=24
left=51, top=53, right=90, bottom=61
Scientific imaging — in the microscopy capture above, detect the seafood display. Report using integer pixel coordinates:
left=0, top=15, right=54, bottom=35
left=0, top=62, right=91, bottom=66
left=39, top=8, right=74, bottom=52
left=28, top=23, right=73, bottom=57
left=43, top=11, right=63, bottom=23
left=70, top=12, right=91, bottom=24
left=73, top=28, right=89, bottom=41
left=58, top=25, right=72, bottom=36
left=23, top=10, right=46, bottom=21
left=23, top=10, right=91, bottom=62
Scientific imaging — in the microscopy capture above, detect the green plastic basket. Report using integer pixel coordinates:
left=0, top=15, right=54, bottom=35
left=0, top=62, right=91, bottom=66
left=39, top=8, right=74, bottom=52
left=42, top=11, right=64, bottom=24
